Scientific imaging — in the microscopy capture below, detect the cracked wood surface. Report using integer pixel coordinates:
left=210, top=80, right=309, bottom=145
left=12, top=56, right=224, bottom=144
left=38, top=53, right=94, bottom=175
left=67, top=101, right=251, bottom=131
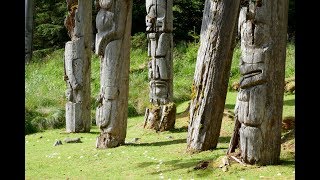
left=187, top=0, right=240, bottom=152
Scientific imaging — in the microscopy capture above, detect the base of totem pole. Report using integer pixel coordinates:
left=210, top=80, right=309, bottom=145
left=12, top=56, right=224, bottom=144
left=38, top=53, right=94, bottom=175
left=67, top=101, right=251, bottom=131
left=144, top=102, right=176, bottom=132
left=66, top=102, right=82, bottom=133
left=96, top=132, right=124, bottom=149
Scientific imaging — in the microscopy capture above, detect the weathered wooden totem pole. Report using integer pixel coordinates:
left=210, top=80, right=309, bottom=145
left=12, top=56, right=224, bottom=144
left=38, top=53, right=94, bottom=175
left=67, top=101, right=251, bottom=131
left=186, top=0, right=240, bottom=152
left=25, top=0, right=35, bottom=63
left=228, top=0, right=288, bottom=165
left=95, top=0, right=132, bottom=148
left=63, top=0, right=92, bottom=133
left=143, top=0, right=176, bottom=132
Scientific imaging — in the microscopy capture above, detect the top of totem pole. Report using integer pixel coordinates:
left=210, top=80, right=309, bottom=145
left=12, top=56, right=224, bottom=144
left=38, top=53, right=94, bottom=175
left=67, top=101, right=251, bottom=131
left=145, top=0, right=173, bottom=33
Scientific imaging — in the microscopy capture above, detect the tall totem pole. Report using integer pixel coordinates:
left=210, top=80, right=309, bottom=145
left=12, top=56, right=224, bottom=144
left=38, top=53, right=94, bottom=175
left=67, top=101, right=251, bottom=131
left=95, top=0, right=132, bottom=148
left=64, top=0, right=92, bottom=133
left=25, top=0, right=34, bottom=63
left=186, top=0, right=240, bottom=152
left=228, top=0, right=288, bottom=165
left=144, top=0, right=176, bottom=132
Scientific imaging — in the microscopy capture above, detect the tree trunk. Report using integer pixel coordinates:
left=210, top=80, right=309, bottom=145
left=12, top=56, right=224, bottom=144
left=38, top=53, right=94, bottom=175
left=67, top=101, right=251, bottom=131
left=186, top=0, right=240, bottom=152
left=231, top=0, right=288, bottom=165
left=95, top=0, right=132, bottom=148
left=64, top=0, right=92, bottom=133
left=25, top=0, right=35, bottom=63
left=144, top=0, right=176, bottom=132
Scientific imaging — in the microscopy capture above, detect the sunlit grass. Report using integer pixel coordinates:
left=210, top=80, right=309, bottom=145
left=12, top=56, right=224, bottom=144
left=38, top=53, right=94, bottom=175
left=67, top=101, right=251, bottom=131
left=26, top=99, right=294, bottom=179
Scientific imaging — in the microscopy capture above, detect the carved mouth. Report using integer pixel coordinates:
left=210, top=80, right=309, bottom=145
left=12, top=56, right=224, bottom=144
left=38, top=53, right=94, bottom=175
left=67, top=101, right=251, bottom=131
left=240, top=69, right=266, bottom=89
left=243, top=70, right=262, bottom=78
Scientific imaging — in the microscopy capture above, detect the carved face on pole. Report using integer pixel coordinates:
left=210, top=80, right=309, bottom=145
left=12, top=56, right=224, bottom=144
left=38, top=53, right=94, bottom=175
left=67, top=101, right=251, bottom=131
left=236, top=46, right=268, bottom=128
left=95, top=0, right=115, bottom=56
left=145, top=0, right=173, bottom=106
left=146, top=0, right=166, bottom=32
left=235, top=1, right=279, bottom=164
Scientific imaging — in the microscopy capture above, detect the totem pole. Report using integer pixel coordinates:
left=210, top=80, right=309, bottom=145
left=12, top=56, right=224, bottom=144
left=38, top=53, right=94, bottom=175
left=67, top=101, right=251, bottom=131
left=63, top=0, right=92, bottom=133
left=143, top=0, right=176, bottom=132
left=228, top=0, right=288, bottom=165
left=25, top=0, right=34, bottom=63
left=186, top=0, right=240, bottom=152
left=95, top=0, right=132, bottom=148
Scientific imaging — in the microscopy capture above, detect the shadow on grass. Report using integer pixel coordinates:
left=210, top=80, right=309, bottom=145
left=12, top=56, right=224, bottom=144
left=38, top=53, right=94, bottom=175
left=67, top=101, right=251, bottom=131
left=219, top=136, right=231, bottom=143
left=168, top=126, right=188, bottom=133
left=225, top=104, right=235, bottom=110
left=125, top=138, right=186, bottom=147
left=176, top=111, right=189, bottom=119
left=148, top=153, right=223, bottom=177
left=58, top=130, right=100, bottom=135
left=283, top=99, right=295, bottom=106
left=88, top=131, right=100, bottom=135
left=136, top=161, right=156, bottom=168
left=279, top=159, right=295, bottom=166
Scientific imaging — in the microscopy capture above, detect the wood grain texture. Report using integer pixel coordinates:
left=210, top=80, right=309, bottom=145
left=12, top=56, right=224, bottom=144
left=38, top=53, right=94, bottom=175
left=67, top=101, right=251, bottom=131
left=64, top=0, right=92, bottom=133
left=25, top=0, right=35, bottom=62
left=187, top=0, right=240, bottom=152
left=232, top=0, right=289, bottom=165
left=144, top=0, right=176, bottom=131
left=95, top=0, right=132, bottom=148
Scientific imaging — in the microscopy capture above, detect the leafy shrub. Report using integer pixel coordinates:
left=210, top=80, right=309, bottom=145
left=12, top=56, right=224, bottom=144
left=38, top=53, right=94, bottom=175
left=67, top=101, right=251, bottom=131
left=25, top=109, right=40, bottom=135
left=131, top=32, right=148, bottom=50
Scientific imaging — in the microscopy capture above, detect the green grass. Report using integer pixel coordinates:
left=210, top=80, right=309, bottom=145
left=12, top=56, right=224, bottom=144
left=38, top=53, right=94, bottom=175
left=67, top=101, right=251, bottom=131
left=283, top=93, right=295, bottom=118
left=285, top=43, right=295, bottom=78
left=26, top=97, right=294, bottom=179
left=25, top=48, right=66, bottom=110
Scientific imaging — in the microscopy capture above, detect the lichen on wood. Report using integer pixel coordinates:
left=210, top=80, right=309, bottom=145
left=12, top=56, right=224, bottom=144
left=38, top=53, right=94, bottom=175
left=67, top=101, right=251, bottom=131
left=186, top=0, right=240, bottom=152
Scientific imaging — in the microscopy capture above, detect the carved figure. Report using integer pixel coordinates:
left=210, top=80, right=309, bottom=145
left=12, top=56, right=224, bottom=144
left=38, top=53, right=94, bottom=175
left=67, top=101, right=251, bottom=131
left=144, top=0, right=176, bottom=131
left=228, top=0, right=288, bottom=165
left=64, top=0, right=92, bottom=133
left=95, top=0, right=132, bottom=148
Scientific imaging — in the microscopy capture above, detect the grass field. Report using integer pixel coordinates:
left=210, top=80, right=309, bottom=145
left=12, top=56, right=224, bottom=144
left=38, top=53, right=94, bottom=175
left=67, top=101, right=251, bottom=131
left=25, top=40, right=295, bottom=179
left=25, top=92, right=294, bottom=179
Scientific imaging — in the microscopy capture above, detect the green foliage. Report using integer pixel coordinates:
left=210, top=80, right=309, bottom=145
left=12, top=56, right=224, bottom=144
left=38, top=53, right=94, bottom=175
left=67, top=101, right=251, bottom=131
left=33, top=0, right=68, bottom=51
left=131, top=0, right=147, bottom=35
left=285, top=42, right=295, bottom=78
left=31, top=48, right=56, bottom=62
left=131, top=32, right=148, bottom=50
left=25, top=107, right=65, bottom=135
left=228, top=43, right=241, bottom=91
left=31, top=0, right=295, bottom=52
left=128, top=63, right=149, bottom=115
left=288, top=0, right=295, bottom=42
left=173, top=0, right=204, bottom=42
left=173, top=42, right=199, bottom=103
left=25, top=48, right=66, bottom=134
left=25, top=108, right=41, bottom=135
